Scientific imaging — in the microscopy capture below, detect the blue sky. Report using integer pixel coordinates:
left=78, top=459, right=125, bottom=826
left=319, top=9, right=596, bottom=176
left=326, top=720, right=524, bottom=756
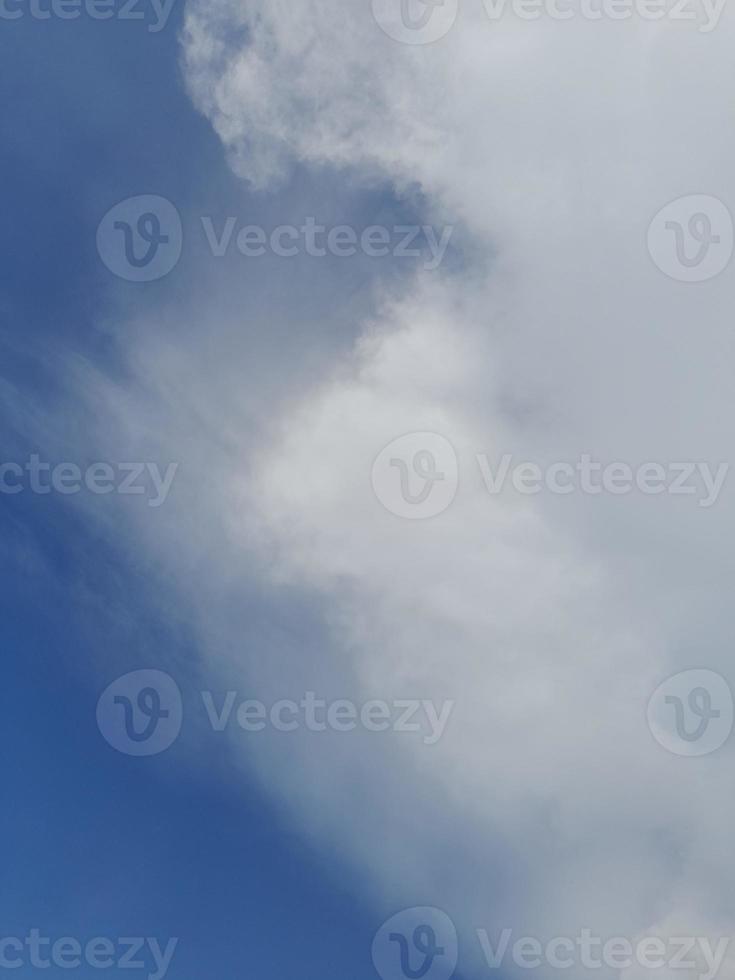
left=3, top=2, right=735, bottom=980
left=0, top=7, right=410, bottom=979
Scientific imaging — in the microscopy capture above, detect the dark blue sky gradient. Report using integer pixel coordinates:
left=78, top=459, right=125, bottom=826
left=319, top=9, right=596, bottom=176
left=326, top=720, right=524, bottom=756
left=0, top=8, right=388, bottom=977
